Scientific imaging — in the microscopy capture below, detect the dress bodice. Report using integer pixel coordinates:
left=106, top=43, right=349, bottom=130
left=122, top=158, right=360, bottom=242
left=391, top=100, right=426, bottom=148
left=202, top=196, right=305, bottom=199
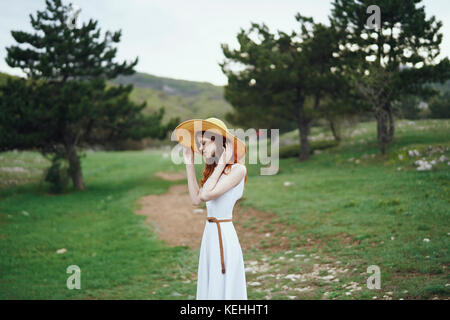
left=206, top=164, right=245, bottom=219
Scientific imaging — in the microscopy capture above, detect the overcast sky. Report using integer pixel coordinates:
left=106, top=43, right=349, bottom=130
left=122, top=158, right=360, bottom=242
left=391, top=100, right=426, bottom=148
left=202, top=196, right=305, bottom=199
left=1, top=0, right=449, bottom=86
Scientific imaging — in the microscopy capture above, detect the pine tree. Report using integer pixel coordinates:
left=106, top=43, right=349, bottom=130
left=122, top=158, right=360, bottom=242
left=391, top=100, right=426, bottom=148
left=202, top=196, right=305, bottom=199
left=0, top=0, right=178, bottom=190
left=220, top=15, right=343, bottom=161
left=330, top=0, right=450, bottom=154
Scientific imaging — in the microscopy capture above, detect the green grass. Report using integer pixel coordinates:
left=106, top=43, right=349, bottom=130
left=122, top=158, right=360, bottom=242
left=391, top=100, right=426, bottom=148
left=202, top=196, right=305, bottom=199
left=241, top=118, right=450, bottom=299
left=0, top=150, right=199, bottom=299
left=0, top=119, right=449, bottom=299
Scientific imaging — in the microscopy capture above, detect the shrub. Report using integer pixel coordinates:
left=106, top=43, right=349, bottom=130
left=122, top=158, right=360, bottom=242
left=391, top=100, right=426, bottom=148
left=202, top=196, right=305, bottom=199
left=428, top=93, right=450, bottom=119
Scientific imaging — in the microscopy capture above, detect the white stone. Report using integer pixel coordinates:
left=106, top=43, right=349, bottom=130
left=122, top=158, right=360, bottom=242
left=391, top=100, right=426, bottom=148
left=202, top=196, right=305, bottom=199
left=249, top=282, right=262, bottom=286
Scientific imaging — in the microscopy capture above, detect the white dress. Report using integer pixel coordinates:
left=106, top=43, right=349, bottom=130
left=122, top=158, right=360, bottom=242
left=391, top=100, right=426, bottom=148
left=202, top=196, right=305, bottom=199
left=196, top=164, right=247, bottom=300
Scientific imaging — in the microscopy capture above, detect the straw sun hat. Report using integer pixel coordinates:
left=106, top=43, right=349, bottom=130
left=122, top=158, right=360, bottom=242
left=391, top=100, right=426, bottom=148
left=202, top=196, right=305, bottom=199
left=173, top=117, right=246, bottom=161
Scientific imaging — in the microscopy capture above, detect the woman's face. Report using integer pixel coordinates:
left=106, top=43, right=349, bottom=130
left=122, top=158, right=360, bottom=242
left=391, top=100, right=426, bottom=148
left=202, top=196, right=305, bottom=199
left=197, top=133, right=222, bottom=163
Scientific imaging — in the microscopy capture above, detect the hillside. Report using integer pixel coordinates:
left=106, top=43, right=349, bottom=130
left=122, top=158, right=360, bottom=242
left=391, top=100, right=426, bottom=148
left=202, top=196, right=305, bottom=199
left=112, top=72, right=234, bottom=123
left=0, top=71, right=20, bottom=85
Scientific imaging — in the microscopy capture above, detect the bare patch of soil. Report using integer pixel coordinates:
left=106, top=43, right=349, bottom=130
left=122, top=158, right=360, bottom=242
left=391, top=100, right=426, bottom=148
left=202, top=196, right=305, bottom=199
left=135, top=183, right=205, bottom=249
left=233, top=204, right=299, bottom=253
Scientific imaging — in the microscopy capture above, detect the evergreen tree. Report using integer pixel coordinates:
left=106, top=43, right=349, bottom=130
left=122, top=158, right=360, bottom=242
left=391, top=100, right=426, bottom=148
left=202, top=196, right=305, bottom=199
left=0, top=0, right=178, bottom=190
left=330, top=0, right=450, bottom=154
left=220, top=15, right=342, bottom=161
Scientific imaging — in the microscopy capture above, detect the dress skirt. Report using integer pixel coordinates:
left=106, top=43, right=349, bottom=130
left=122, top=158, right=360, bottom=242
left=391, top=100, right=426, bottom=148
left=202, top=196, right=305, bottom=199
left=196, top=220, right=247, bottom=299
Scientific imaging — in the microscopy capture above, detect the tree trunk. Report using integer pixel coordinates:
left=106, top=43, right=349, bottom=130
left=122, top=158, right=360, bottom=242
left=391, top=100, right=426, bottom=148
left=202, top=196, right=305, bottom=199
left=375, top=107, right=390, bottom=155
left=296, top=92, right=311, bottom=161
left=328, top=115, right=341, bottom=142
left=385, top=101, right=395, bottom=144
left=298, top=116, right=312, bottom=161
left=374, top=100, right=395, bottom=155
left=66, top=145, right=86, bottom=190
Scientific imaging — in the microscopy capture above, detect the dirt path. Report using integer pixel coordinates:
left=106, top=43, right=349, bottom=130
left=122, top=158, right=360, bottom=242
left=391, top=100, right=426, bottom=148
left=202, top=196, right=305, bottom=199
left=135, top=171, right=295, bottom=253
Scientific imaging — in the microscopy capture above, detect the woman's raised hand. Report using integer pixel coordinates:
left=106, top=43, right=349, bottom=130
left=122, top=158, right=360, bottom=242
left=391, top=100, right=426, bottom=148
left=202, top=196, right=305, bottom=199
left=218, top=139, right=234, bottom=165
left=183, top=145, right=194, bottom=165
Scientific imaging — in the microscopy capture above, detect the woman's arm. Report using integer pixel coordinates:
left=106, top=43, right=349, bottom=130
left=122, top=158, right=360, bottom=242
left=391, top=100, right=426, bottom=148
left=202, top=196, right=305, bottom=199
left=184, top=146, right=202, bottom=206
left=200, top=139, right=233, bottom=194
left=200, top=160, right=226, bottom=194
left=199, top=164, right=246, bottom=202
left=186, top=163, right=202, bottom=205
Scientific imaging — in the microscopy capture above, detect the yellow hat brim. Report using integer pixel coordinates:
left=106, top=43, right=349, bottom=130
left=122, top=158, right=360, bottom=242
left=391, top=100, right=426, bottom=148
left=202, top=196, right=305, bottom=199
left=173, top=118, right=246, bottom=161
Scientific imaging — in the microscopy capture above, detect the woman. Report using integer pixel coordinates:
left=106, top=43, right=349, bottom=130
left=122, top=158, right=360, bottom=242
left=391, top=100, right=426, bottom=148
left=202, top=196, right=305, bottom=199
left=173, top=117, right=248, bottom=300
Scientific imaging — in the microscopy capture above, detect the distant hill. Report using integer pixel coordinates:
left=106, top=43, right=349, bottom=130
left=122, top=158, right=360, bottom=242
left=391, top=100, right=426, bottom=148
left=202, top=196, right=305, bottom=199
left=0, top=71, right=20, bottom=86
left=112, top=72, right=233, bottom=123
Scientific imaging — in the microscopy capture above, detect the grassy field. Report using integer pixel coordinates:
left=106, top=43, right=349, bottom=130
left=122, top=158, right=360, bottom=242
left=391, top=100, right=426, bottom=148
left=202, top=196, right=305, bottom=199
left=0, top=119, right=449, bottom=299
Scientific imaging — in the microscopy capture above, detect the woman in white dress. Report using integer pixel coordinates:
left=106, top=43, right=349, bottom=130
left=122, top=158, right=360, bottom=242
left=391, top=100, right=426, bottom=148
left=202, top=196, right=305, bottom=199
left=174, top=117, right=248, bottom=300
